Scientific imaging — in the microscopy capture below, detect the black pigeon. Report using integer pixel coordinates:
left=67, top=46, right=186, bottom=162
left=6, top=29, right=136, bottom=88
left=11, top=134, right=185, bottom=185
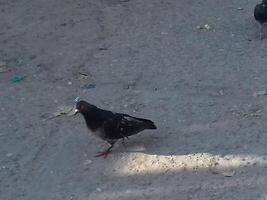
left=74, top=100, right=157, bottom=158
left=254, top=0, right=267, bottom=39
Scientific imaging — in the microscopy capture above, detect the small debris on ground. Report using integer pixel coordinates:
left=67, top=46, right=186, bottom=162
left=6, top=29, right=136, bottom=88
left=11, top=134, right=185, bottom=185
left=83, top=159, right=93, bottom=165
left=0, top=61, right=9, bottom=73
left=98, top=44, right=111, bottom=50
left=242, top=109, right=262, bottom=118
left=12, top=75, right=24, bottom=83
left=222, top=171, right=235, bottom=177
left=81, top=83, right=96, bottom=89
left=212, top=169, right=235, bottom=177
left=197, top=24, right=211, bottom=30
left=78, top=71, right=91, bottom=81
left=219, top=89, right=224, bottom=95
left=253, top=90, right=267, bottom=97
left=204, top=24, right=211, bottom=30
left=53, top=106, right=76, bottom=117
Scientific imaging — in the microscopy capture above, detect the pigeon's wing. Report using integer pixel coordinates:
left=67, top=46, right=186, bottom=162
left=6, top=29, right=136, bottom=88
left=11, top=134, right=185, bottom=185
left=102, top=113, right=155, bottom=140
left=122, top=114, right=157, bottom=130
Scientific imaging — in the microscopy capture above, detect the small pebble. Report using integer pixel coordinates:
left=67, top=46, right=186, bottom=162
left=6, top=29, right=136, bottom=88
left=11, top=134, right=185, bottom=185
left=6, top=153, right=13, bottom=157
left=253, top=90, right=267, bottom=97
left=83, top=159, right=92, bottom=165
left=222, top=171, right=235, bottom=177
left=204, top=24, right=211, bottom=30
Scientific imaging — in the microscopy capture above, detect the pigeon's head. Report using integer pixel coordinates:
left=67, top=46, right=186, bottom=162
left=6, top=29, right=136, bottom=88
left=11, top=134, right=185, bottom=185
left=75, top=100, right=96, bottom=115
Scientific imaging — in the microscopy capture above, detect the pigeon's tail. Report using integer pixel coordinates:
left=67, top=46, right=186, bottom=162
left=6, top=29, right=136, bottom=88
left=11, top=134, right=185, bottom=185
left=147, top=121, right=157, bottom=129
left=144, top=120, right=157, bottom=130
left=126, top=115, right=157, bottom=130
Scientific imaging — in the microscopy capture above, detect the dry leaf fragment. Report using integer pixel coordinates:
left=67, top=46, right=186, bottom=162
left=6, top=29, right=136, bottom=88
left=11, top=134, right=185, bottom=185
left=53, top=106, right=75, bottom=117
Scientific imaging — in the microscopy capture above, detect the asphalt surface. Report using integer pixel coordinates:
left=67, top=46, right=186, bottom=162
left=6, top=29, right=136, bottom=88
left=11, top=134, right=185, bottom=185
left=1, top=0, right=267, bottom=199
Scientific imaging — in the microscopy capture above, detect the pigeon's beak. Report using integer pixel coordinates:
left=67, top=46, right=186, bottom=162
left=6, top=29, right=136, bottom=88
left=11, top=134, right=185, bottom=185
left=74, top=109, right=79, bottom=115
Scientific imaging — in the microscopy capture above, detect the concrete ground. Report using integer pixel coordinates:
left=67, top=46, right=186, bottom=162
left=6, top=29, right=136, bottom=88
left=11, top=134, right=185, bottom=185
left=1, top=0, right=267, bottom=199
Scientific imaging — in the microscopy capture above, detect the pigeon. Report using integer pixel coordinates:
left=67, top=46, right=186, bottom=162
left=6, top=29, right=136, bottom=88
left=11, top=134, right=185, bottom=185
left=74, top=100, right=157, bottom=158
left=254, top=0, right=267, bottom=39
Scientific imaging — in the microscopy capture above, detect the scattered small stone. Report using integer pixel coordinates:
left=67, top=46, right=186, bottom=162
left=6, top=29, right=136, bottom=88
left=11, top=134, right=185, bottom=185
left=253, top=90, right=267, bottom=97
left=204, top=24, right=211, bottom=30
left=68, top=81, right=72, bottom=85
left=237, top=7, right=244, bottom=10
left=242, top=109, right=262, bottom=118
left=98, top=44, right=111, bottom=50
left=197, top=24, right=211, bottom=30
left=83, top=159, right=92, bottom=165
left=123, top=81, right=136, bottom=89
left=78, top=71, right=91, bottom=81
left=219, top=89, right=224, bottom=95
left=222, top=171, right=235, bottom=177
left=93, top=53, right=102, bottom=58
left=6, top=153, right=13, bottom=157
left=96, top=188, right=102, bottom=192
left=81, top=83, right=96, bottom=89
left=0, top=61, right=9, bottom=73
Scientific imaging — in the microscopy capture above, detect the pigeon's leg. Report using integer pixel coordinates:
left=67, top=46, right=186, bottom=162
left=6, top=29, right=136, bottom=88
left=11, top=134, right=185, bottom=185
left=121, top=136, right=129, bottom=145
left=121, top=135, right=130, bottom=147
left=95, top=141, right=115, bottom=158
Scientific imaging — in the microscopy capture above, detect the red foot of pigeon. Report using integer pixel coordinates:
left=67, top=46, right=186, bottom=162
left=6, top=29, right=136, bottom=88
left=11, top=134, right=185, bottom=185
left=95, top=150, right=111, bottom=158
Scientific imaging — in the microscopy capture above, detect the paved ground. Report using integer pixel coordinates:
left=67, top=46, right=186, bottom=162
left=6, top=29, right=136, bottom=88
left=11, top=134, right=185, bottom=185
left=1, top=0, right=267, bottom=199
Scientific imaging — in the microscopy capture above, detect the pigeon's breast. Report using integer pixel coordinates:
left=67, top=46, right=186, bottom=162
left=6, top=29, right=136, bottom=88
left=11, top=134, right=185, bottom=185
left=91, top=128, right=106, bottom=140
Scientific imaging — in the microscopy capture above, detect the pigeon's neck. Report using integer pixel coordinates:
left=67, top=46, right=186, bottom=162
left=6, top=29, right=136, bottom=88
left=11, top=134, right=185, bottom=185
left=81, top=110, right=102, bottom=131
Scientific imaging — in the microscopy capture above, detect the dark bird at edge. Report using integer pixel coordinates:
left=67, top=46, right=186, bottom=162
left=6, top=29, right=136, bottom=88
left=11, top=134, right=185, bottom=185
left=74, top=100, right=157, bottom=158
left=254, top=0, right=267, bottom=39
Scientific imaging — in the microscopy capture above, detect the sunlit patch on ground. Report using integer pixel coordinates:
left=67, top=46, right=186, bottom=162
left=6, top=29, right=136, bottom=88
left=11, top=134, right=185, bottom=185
left=89, top=153, right=267, bottom=200
left=113, top=153, right=267, bottom=176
